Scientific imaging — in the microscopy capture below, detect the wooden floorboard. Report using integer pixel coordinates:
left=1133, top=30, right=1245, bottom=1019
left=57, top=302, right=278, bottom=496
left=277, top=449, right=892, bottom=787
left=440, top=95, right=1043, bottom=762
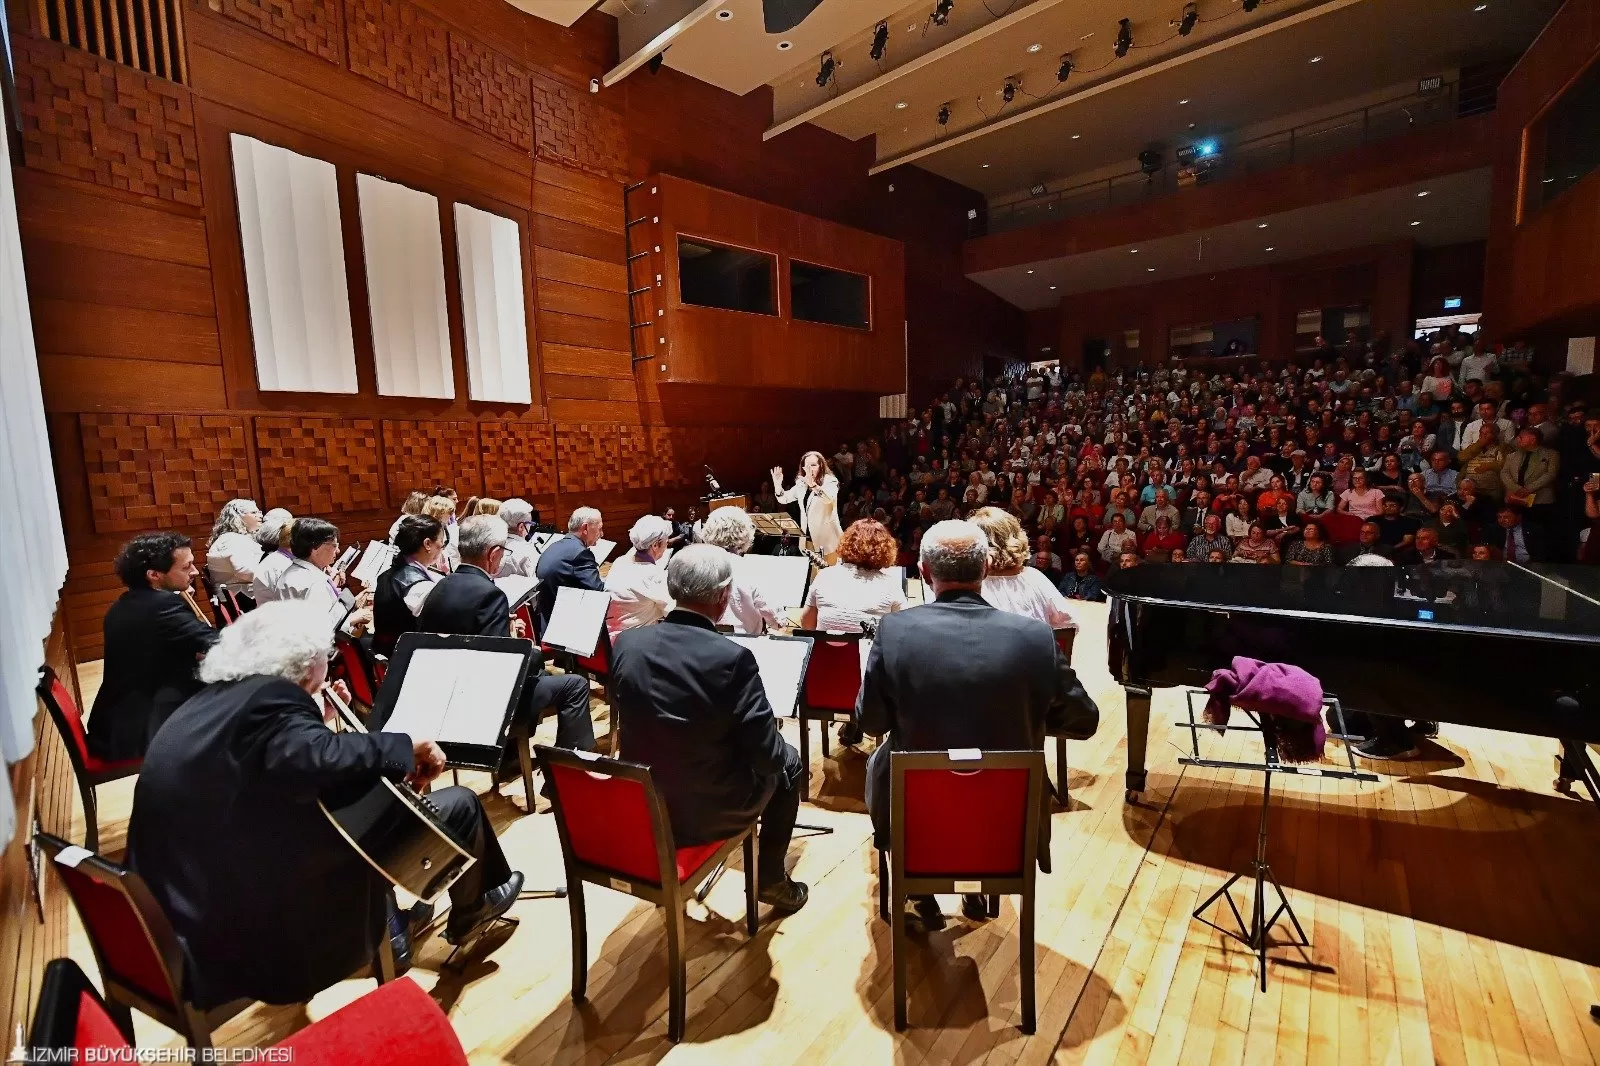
left=64, top=602, right=1600, bottom=1063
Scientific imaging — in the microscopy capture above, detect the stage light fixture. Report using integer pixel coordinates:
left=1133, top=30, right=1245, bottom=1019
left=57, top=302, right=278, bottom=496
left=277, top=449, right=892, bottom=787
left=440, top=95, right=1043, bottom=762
left=1178, top=3, right=1198, bottom=36
left=932, top=0, right=954, bottom=26
left=1002, top=79, right=1017, bottom=104
left=1057, top=55, right=1074, bottom=82
left=1115, top=19, right=1133, bottom=58
left=937, top=103, right=952, bottom=125
left=870, top=21, right=889, bottom=61
left=816, top=51, right=836, bottom=87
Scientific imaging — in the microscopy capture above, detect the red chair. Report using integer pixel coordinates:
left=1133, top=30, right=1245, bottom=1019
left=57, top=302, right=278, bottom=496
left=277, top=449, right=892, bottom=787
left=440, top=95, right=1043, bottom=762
left=534, top=745, right=759, bottom=1043
left=331, top=634, right=382, bottom=711
left=792, top=629, right=866, bottom=798
left=28, top=960, right=464, bottom=1065
left=35, top=832, right=395, bottom=1049
left=882, top=750, right=1046, bottom=1033
left=37, top=666, right=140, bottom=854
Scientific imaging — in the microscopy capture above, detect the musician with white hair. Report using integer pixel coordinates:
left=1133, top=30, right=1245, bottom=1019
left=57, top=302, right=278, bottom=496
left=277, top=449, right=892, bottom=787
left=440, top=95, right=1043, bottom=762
left=603, top=514, right=675, bottom=637
left=205, top=498, right=265, bottom=601
left=698, top=506, right=783, bottom=635
left=496, top=497, right=539, bottom=579
left=534, top=506, right=606, bottom=631
left=125, top=601, right=523, bottom=1010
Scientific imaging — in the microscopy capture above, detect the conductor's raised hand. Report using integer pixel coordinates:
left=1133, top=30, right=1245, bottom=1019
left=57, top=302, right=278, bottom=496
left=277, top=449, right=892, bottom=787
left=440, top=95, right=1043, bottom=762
left=771, top=465, right=785, bottom=487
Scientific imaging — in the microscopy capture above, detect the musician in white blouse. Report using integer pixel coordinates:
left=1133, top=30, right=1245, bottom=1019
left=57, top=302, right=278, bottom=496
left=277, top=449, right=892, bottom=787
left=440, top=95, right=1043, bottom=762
left=205, top=499, right=265, bottom=601
left=249, top=510, right=295, bottom=604
left=603, top=515, right=675, bottom=638
left=772, top=450, right=843, bottom=562
left=277, top=518, right=372, bottom=637
left=699, top=507, right=782, bottom=635
left=799, top=519, right=907, bottom=633
left=969, top=507, right=1080, bottom=633
left=495, top=498, right=540, bottom=579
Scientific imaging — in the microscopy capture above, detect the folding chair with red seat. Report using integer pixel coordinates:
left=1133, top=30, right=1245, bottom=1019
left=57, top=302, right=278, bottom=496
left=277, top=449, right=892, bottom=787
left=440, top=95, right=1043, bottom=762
left=331, top=634, right=382, bottom=712
left=534, top=744, right=759, bottom=1043
left=37, top=666, right=140, bottom=854
left=35, top=832, right=395, bottom=1049
left=792, top=629, right=866, bottom=797
left=881, top=750, right=1046, bottom=1034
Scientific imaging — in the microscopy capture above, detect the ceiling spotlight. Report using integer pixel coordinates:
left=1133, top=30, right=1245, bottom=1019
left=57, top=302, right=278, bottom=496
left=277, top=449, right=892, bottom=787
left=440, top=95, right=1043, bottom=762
left=931, top=0, right=955, bottom=27
left=1410, top=220, right=1422, bottom=226
left=1179, top=98, right=1190, bottom=105
left=1115, top=18, right=1133, bottom=58
left=715, top=7, right=732, bottom=19
left=1027, top=42, right=1043, bottom=53
left=1265, top=246, right=1275, bottom=251
left=1071, top=132, right=1081, bottom=139
left=1002, top=79, right=1017, bottom=104
left=1257, top=222, right=1269, bottom=228
left=1473, top=3, right=1487, bottom=9
left=1049, top=285, right=1058, bottom=290
left=1243, top=0, right=1260, bottom=9
left=1188, top=122, right=1197, bottom=129
left=1026, top=269, right=1034, bottom=274
left=1147, top=266, right=1156, bottom=272
left=1178, top=3, right=1198, bottom=36
left=1130, top=248, right=1140, bottom=254
left=895, top=100, right=908, bottom=109
left=1309, top=54, right=1323, bottom=63
left=1417, top=190, right=1431, bottom=197
left=870, top=20, right=889, bottom=61
left=816, top=51, right=836, bottom=87
left=647, top=51, right=666, bottom=73
left=937, top=102, right=952, bottom=126
left=1057, top=56, right=1074, bottom=81
left=981, top=163, right=990, bottom=168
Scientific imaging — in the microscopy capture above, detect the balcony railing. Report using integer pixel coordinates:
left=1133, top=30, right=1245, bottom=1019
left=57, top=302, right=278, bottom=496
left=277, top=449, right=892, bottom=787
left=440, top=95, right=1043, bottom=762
left=985, top=81, right=1467, bottom=236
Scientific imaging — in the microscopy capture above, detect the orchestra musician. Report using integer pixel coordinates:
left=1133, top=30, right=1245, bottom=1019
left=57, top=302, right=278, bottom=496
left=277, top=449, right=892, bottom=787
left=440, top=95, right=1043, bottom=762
left=126, top=602, right=523, bottom=1008
left=496, top=498, right=540, bottom=579
left=88, top=533, right=217, bottom=763
left=533, top=507, right=606, bottom=633
left=372, top=514, right=448, bottom=656
left=772, top=451, right=843, bottom=563
left=698, top=508, right=783, bottom=635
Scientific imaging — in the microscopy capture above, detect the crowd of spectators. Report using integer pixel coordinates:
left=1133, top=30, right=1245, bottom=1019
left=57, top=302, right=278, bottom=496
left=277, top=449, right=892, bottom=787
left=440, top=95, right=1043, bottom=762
left=768, top=330, right=1600, bottom=600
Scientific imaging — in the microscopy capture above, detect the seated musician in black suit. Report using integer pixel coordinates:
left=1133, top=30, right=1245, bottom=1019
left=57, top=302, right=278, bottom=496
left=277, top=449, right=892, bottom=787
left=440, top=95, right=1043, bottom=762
left=372, top=514, right=447, bottom=655
left=88, top=533, right=218, bottom=763
left=126, top=601, right=523, bottom=1008
left=609, top=545, right=809, bottom=914
left=418, top=515, right=595, bottom=768
left=856, top=519, right=1100, bottom=930
left=534, top=507, right=606, bottom=632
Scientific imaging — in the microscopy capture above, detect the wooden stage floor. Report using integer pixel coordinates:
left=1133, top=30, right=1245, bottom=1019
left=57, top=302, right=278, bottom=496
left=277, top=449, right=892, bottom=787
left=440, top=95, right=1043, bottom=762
left=71, top=603, right=1600, bottom=1064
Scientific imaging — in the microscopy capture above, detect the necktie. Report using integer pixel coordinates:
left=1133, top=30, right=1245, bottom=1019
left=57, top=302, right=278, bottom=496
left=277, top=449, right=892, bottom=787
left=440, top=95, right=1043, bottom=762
left=1519, top=450, right=1532, bottom=486
left=1505, top=527, right=1517, bottom=561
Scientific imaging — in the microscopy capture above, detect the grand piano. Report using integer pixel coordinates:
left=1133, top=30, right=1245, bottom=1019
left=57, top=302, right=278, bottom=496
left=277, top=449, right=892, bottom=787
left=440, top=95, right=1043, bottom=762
left=1104, top=561, right=1600, bottom=802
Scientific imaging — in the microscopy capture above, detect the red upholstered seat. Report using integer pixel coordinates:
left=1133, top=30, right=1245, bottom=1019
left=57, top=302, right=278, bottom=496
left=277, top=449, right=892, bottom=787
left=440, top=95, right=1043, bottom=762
left=275, top=977, right=467, bottom=1065
left=548, top=762, right=659, bottom=881
left=49, top=862, right=176, bottom=1008
left=75, top=988, right=131, bottom=1051
left=802, top=638, right=862, bottom=712
left=674, top=841, right=726, bottom=882
left=1319, top=510, right=1364, bottom=544
left=46, top=676, right=140, bottom=776
left=573, top=633, right=610, bottom=678
left=902, top=767, right=1031, bottom=878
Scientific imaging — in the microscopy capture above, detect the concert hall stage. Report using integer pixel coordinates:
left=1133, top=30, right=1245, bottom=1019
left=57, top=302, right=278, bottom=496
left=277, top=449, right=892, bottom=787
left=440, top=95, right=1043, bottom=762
left=71, top=605, right=1600, bottom=1064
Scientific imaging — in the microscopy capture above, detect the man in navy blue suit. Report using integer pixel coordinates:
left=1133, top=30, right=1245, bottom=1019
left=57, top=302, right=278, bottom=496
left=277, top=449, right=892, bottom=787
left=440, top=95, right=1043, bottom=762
left=534, top=507, right=606, bottom=632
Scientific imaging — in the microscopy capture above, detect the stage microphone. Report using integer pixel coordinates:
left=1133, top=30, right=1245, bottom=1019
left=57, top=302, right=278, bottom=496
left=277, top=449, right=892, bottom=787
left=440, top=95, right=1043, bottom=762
left=704, top=465, right=723, bottom=494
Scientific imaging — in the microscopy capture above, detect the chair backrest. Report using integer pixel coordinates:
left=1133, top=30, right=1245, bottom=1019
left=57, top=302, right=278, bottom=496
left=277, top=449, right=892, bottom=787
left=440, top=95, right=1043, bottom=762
left=891, top=751, right=1044, bottom=878
left=274, top=976, right=468, bottom=1065
left=793, top=629, right=864, bottom=713
left=34, top=833, right=184, bottom=1011
left=533, top=746, right=676, bottom=888
left=1053, top=628, right=1075, bottom=662
left=571, top=626, right=611, bottom=677
left=332, top=635, right=379, bottom=708
left=28, top=958, right=134, bottom=1054
left=37, top=666, right=94, bottom=771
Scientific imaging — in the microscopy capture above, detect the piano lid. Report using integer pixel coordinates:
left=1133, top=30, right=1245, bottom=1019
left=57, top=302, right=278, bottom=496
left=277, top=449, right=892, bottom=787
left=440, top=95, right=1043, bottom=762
left=1103, top=561, right=1600, bottom=645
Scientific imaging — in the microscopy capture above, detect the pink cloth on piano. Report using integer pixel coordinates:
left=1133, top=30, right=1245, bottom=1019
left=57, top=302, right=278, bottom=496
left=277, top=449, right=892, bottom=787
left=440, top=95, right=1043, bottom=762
left=1203, top=656, right=1326, bottom=763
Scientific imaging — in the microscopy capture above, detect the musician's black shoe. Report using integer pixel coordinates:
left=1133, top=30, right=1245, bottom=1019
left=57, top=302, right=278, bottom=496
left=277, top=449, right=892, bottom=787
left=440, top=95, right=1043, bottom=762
left=1414, top=721, right=1439, bottom=739
left=408, top=900, right=436, bottom=934
left=1353, top=736, right=1419, bottom=761
left=445, top=871, right=524, bottom=945
left=961, top=894, right=993, bottom=921
left=837, top=722, right=864, bottom=747
left=907, top=895, right=945, bottom=932
left=757, top=878, right=809, bottom=915
left=386, top=903, right=413, bottom=976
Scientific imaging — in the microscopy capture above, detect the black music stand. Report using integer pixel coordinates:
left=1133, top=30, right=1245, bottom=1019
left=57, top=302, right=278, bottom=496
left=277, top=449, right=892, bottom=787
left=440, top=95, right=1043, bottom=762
left=1180, top=689, right=1377, bottom=991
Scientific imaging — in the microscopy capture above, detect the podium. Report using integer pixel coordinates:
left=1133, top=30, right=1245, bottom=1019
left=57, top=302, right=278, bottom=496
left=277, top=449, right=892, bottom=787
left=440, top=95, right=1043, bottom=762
left=707, top=494, right=747, bottom=512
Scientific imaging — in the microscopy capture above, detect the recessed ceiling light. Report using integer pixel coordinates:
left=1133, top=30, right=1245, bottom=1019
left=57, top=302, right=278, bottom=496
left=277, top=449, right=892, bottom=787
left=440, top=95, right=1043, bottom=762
left=1179, top=98, right=1190, bottom=105
left=1071, top=133, right=1081, bottom=140
left=1265, top=246, right=1275, bottom=251
left=1081, top=31, right=1094, bottom=39
left=777, top=40, right=792, bottom=50
left=1130, top=248, right=1139, bottom=254
left=716, top=7, right=732, bottom=19
left=1027, top=42, right=1043, bottom=53
left=1026, top=269, right=1034, bottom=274
left=1416, top=190, right=1430, bottom=197
left=895, top=101, right=908, bottom=109
left=1543, top=177, right=1555, bottom=183
left=981, top=163, right=990, bottom=168
left=1147, top=266, right=1156, bottom=272
left=1410, top=220, right=1422, bottom=226
left=1257, top=222, right=1269, bottom=228
left=1049, top=285, right=1058, bottom=290
left=1188, top=122, right=1197, bottom=129
left=1474, top=3, right=1488, bottom=10
left=1309, top=55, right=1323, bottom=63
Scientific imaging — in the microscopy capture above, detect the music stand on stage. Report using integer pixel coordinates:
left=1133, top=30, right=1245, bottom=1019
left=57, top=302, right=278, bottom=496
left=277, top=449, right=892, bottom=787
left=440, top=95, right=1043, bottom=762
left=1178, top=689, right=1377, bottom=991
left=750, top=512, right=804, bottom=556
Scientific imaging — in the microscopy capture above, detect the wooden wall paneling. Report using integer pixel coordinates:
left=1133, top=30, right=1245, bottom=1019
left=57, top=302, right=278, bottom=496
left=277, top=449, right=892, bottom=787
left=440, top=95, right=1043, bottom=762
left=480, top=419, right=555, bottom=498
left=10, top=34, right=204, bottom=206
left=554, top=421, right=619, bottom=494
left=39, top=354, right=229, bottom=413
left=202, top=0, right=344, bottom=63
left=342, top=0, right=450, bottom=113
left=31, top=299, right=222, bottom=363
left=380, top=418, right=481, bottom=505
left=540, top=342, right=631, bottom=379
left=253, top=415, right=383, bottom=513
left=79, top=413, right=253, bottom=532
left=18, top=240, right=216, bottom=315
left=447, top=32, right=530, bottom=152
left=12, top=169, right=210, bottom=264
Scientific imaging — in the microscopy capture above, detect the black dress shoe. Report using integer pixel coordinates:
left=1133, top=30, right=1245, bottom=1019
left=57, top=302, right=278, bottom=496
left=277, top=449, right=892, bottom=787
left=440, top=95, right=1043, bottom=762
left=445, top=871, right=524, bottom=945
left=757, top=878, right=809, bottom=915
left=837, top=722, right=864, bottom=747
left=1353, top=735, right=1419, bottom=761
left=961, top=894, right=992, bottom=921
left=908, top=895, right=945, bottom=932
left=386, top=902, right=413, bottom=975
left=408, top=900, right=436, bottom=934
left=1414, top=720, right=1439, bottom=739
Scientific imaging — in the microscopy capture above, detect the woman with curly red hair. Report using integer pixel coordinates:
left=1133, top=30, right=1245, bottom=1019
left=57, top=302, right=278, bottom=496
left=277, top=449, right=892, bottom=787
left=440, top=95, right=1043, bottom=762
left=799, top=519, right=907, bottom=633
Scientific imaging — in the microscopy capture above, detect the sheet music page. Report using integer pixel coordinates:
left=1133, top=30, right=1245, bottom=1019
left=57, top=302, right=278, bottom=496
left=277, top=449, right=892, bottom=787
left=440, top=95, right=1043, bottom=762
left=333, top=544, right=359, bottom=573
left=542, top=587, right=610, bottom=656
left=733, top=554, right=811, bottom=611
left=495, top=574, right=539, bottom=610
left=725, top=636, right=810, bottom=718
left=382, top=647, right=526, bottom=745
left=352, top=541, right=397, bottom=586
left=591, top=539, right=617, bottom=566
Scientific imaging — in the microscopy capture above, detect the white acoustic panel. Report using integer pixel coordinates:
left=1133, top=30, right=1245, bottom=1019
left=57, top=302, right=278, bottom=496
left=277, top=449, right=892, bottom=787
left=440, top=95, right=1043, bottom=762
left=230, top=134, right=358, bottom=394
left=454, top=203, right=533, bottom=404
left=358, top=174, right=454, bottom=399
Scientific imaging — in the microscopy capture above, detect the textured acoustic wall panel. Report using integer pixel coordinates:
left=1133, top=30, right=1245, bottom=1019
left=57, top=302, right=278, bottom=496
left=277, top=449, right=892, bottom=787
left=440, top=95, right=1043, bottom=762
left=480, top=420, right=556, bottom=498
left=529, top=74, right=627, bottom=180
left=79, top=414, right=252, bottom=533
left=381, top=419, right=480, bottom=505
left=617, top=424, right=651, bottom=490
left=344, top=0, right=451, bottom=112
left=231, top=134, right=359, bottom=394
left=211, top=0, right=344, bottom=63
left=254, top=416, right=382, bottom=513
left=453, top=203, right=532, bottom=404
left=555, top=422, right=619, bottom=494
left=647, top=425, right=699, bottom=490
left=357, top=174, right=453, bottom=398
left=448, top=34, right=531, bottom=152
left=12, top=37, right=202, bottom=206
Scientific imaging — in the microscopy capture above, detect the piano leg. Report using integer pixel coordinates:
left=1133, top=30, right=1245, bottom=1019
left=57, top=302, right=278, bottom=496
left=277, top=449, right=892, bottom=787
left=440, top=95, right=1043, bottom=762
left=1124, top=686, right=1151, bottom=803
left=1555, top=739, right=1600, bottom=804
